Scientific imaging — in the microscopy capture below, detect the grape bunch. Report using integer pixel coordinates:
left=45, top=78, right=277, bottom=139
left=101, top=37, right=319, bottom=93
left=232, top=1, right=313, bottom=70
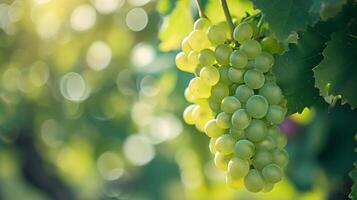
left=177, top=17, right=289, bottom=193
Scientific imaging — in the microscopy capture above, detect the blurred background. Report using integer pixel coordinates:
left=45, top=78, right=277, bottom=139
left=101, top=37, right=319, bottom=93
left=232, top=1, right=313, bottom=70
left=0, top=0, right=356, bottom=200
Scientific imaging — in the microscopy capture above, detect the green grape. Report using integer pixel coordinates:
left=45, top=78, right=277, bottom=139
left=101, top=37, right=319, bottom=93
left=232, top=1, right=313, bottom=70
left=267, top=126, right=287, bottom=149
left=184, top=87, right=195, bottom=103
left=194, top=65, right=203, bottom=77
left=259, top=82, right=282, bottom=105
left=175, top=52, right=194, bottom=72
left=181, top=36, right=192, bottom=54
left=229, top=127, right=245, bottom=140
left=188, top=30, right=211, bottom=51
left=230, top=50, right=248, bottom=69
left=192, top=104, right=213, bottom=132
left=211, top=82, right=230, bottom=102
left=244, top=69, right=265, bottom=89
left=255, top=136, right=276, bottom=151
left=228, top=67, right=244, bottom=83
left=200, top=66, right=220, bottom=86
left=216, top=112, right=232, bottom=129
left=215, top=134, right=236, bottom=155
left=267, top=125, right=281, bottom=138
left=266, top=105, right=285, bottom=124
left=234, top=139, right=255, bottom=159
left=219, top=66, right=232, bottom=85
left=188, top=77, right=211, bottom=98
left=244, top=169, right=265, bottom=192
left=205, top=119, right=225, bottom=138
left=262, top=164, right=282, bottom=183
left=246, top=95, right=269, bottom=119
left=245, top=119, right=267, bottom=142
left=227, top=157, right=250, bottom=179
left=232, top=109, right=251, bottom=130
left=207, top=24, right=227, bottom=45
left=235, top=85, right=254, bottom=103
left=193, top=18, right=211, bottom=31
left=217, top=21, right=230, bottom=38
left=215, top=44, right=232, bottom=65
left=252, top=151, right=273, bottom=170
left=261, top=36, right=279, bottom=54
left=254, top=52, right=274, bottom=73
left=246, top=60, right=255, bottom=69
left=240, top=39, right=262, bottom=59
left=272, top=149, right=288, bottom=168
left=233, top=23, right=253, bottom=44
left=262, top=182, right=275, bottom=192
left=275, top=133, right=287, bottom=149
left=208, top=98, right=221, bottom=113
left=183, top=104, right=196, bottom=125
left=226, top=174, right=243, bottom=189
left=221, top=96, right=241, bottom=114
left=214, top=152, right=232, bottom=171
left=198, top=49, right=215, bottom=66
left=209, top=137, right=218, bottom=154
left=187, top=51, right=199, bottom=67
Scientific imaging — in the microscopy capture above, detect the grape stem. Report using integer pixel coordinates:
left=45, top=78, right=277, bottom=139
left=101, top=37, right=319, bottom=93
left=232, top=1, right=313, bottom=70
left=221, top=0, right=234, bottom=39
left=195, top=0, right=207, bottom=18
left=242, top=12, right=261, bottom=22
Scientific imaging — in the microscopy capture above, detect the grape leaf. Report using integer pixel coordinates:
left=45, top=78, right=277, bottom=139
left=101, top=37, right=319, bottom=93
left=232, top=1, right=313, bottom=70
left=313, top=31, right=357, bottom=108
left=273, top=27, right=327, bottom=114
left=252, top=0, right=319, bottom=40
left=158, top=0, right=193, bottom=51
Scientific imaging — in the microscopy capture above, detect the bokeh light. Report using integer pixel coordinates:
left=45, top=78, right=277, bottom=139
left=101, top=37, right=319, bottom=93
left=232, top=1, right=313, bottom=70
left=86, top=41, right=112, bottom=71
left=70, top=4, right=96, bottom=32
left=60, top=72, right=90, bottom=102
left=125, top=8, right=148, bottom=31
left=123, top=134, right=155, bottom=166
left=93, top=0, right=124, bottom=14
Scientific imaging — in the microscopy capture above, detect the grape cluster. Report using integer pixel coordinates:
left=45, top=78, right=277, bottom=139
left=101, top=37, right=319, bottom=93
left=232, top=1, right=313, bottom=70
left=177, top=18, right=288, bottom=192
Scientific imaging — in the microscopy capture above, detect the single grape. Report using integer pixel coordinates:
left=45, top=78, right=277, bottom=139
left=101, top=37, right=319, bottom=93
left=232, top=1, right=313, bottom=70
left=235, top=85, right=254, bottom=103
left=211, top=82, right=230, bottom=102
left=240, top=39, right=262, bottom=59
left=200, top=66, right=220, bottom=86
left=214, top=152, right=233, bottom=171
left=175, top=52, right=194, bottom=72
left=208, top=98, right=221, bottom=113
left=205, top=119, right=225, bottom=138
left=255, top=136, right=276, bottom=151
left=230, top=50, right=248, bottom=69
left=209, top=137, right=218, bottom=154
left=226, top=174, right=244, bottom=189
left=245, top=119, right=267, bottom=142
left=229, top=127, right=245, bottom=140
left=228, top=67, right=244, bottom=83
left=246, top=95, right=269, bottom=119
left=227, top=157, right=250, bottom=179
left=259, top=82, right=283, bottom=105
left=252, top=151, right=273, bottom=170
left=221, top=96, right=241, bottom=114
left=262, top=182, right=275, bottom=192
left=232, top=109, right=251, bottom=130
left=272, top=148, right=289, bottom=168
left=233, top=23, right=253, bottom=44
left=188, top=30, right=211, bottom=51
left=188, top=77, right=211, bottom=98
left=207, top=24, right=227, bottom=45
left=194, top=18, right=211, bottom=31
left=262, top=164, right=283, bottom=183
left=266, top=105, right=285, bottom=124
left=184, top=87, right=195, bottom=103
left=216, top=112, right=232, bottom=129
left=234, top=139, right=255, bottom=159
left=219, top=66, right=233, bottom=85
left=244, top=69, right=265, bottom=89
left=187, top=51, right=199, bottom=67
left=261, top=36, right=279, bottom=54
left=215, top=134, right=236, bottom=155
left=244, top=169, right=265, bottom=192
left=215, top=44, right=233, bottom=65
left=198, top=49, right=215, bottom=66
left=183, top=104, right=196, bottom=125
left=181, top=37, right=192, bottom=54
left=254, top=52, right=274, bottom=73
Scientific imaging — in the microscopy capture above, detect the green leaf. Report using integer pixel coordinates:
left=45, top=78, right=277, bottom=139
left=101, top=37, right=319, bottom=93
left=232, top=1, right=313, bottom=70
left=252, top=0, right=319, bottom=40
left=273, top=27, right=327, bottom=114
left=158, top=0, right=193, bottom=51
left=313, top=31, right=357, bottom=108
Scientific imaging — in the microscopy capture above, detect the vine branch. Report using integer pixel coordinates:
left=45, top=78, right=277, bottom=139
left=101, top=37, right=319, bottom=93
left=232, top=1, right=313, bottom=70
left=221, top=0, right=234, bottom=39
left=195, top=0, right=207, bottom=18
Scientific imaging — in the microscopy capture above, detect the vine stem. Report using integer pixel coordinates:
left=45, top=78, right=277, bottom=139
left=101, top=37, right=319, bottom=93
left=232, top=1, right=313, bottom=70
left=221, top=0, right=234, bottom=39
left=195, top=0, right=207, bottom=18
